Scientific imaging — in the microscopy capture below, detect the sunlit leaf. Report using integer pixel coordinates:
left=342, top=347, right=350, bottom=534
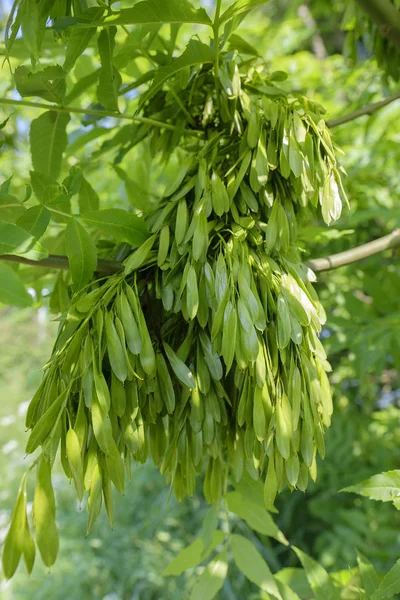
left=140, top=39, right=213, bottom=107
left=14, top=65, right=66, bottom=103
left=230, top=534, right=282, bottom=598
left=0, top=264, right=33, bottom=307
left=292, top=547, right=340, bottom=600
left=30, top=111, right=70, bottom=179
left=78, top=177, right=100, bottom=213
left=371, top=559, right=400, bottom=599
left=0, top=220, right=48, bottom=260
left=102, top=0, right=212, bottom=27
left=225, top=491, right=288, bottom=544
left=65, top=218, right=97, bottom=291
left=63, top=7, right=104, bottom=73
left=20, top=0, right=39, bottom=58
left=356, top=551, right=381, bottom=597
left=97, top=26, right=121, bottom=112
left=190, top=549, right=228, bottom=600
left=163, top=531, right=226, bottom=576
left=220, top=0, right=272, bottom=24
left=17, top=205, right=50, bottom=240
left=80, top=209, right=149, bottom=246
left=342, top=470, right=400, bottom=507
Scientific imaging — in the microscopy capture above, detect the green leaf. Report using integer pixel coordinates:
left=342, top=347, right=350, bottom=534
left=78, top=177, right=100, bottom=213
left=356, top=551, right=381, bottom=597
left=201, top=507, right=219, bottom=552
left=275, top=568, right=313, bottom=598
left=0, top=196, right=25, bottom=224
left=0, top=264, right=32, bottom=307
left=16, top=205, right=50, bottom=240
left=20, top=0, right=39, bottom=58
left=0, top=116, right=10, bottom=130
left=30, top=171, right=59, bottom=202
left=220, top=0, right=272, bottom=24
left=190, top=549, right=228, bottom=600
left=63, top=7, right=104, bottom=73
left=14, top=65, right=66, bottom=103
left=230, top=534, right=282, bottom=599
left=64, top=70, right=101, bottom=105
left=65, top=218, right=97, bottom=292
left=342, top=471, right=400, bottom=506
left=275, top=581, right=302, bottom=600
left=114, top=166, right=151, bottom=212
left=292, top=547, right=340, bottom=600
left=228, top=33, right=261, bottom=56
left=66, top=127, right=108, bottom=157
left=97, top=26, right=121, bottom=112
left=101, top=0, right=212, bottom=27
left=30, top=111, right=70, bottom=179
left=371, top=559, right=400, bottom=599
left=0, top=221, right=48, bottom=260
left=234, top=472, right=278, bottom=512
left=139, top=40, right=213, bottom=107
left=80, top=209, right=149, bottom=246
left=163, top=531, right=226, bottom=576
left=225, top=491, right=288, bottom=544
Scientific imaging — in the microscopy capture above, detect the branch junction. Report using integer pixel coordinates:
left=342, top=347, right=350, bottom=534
left=1, top=231, right=399, bottom=275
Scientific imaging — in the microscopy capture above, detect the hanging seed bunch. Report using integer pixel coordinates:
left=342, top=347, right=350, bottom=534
left=3, top=54, right=348, bottom=577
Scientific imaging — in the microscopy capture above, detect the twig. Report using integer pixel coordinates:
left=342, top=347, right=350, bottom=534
left=326, top=91, right=400, bottom=128
left=308, top=229, right=400, bottom=272
left=2, top=231, right=400, bottom=275
left=355, top=0, right=400, bottom=51
left=213, top=0, right=223, bottom=115
left=0, top=254, right=121, bottom=274
left=0, top=98, right=204, bottom=138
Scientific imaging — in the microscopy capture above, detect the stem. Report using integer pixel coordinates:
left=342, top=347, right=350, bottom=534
left=167, top=86, right=197, bottom=126
left=327, top=91, right=400, bottom=128
left=2, top=231, right=399, bottom=275
left=0, top=97, right=204, bottom=137
left=213, top=0, right=223, bottom=114
left=308, top=229, right=400, bottom=272
left=0, top=254, right=121, bottom=274
left=47, top=206, right=73, bottom=219
left=354, top=0, right=400, bottom=51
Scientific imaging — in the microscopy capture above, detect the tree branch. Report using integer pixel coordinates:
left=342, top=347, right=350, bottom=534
left=355, top=0, right=400, bottom=51
left=308, top=229, right=400, bottom=272
left=0, top=98, right=204, bottom=138
left=0, top=254, right=121, bottom=274
left=326, top=91, right=400, bottom=128
left=2, top=231, right=400, bottom=276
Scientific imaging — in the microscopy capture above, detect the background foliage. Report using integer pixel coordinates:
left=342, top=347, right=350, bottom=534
left=1, top=0, right=400, bottom=598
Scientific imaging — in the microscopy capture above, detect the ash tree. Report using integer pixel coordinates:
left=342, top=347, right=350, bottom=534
left=1, top=0, right=400, bottom=597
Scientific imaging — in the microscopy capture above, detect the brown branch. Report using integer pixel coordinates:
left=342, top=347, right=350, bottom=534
left=355, top=0, right=400, bottom=51
left=308, top=229, right=400, bottom=272
left=2, top=231, right=400, bottom=276
left=0, top=254, right=121, bottom=274
left=326, top=91, right=400, bottom=128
